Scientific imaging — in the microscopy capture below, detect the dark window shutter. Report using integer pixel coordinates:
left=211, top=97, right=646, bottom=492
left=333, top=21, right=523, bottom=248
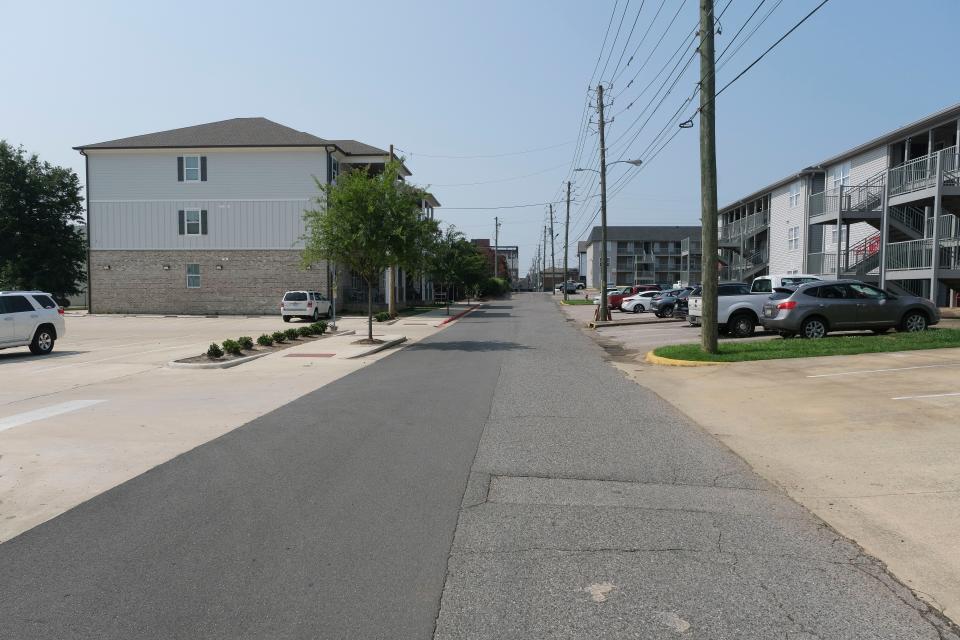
left=177, top=157, right=184, bottom=182
left=200, top=210, right=208, bottom=235
left=178, top=210, right=185, bottom=235
left=200, top=156, right=207, bottom=181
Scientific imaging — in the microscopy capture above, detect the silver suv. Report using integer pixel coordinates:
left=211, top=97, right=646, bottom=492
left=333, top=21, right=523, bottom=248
left=761, top=280, right=940, bottom=338
left=0, top=291, right=66, bottom=355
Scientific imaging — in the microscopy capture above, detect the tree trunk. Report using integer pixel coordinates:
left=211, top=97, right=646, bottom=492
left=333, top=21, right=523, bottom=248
left=446, top=285, right=451, bottom=315
left=367, top=280, right=373, bottom=341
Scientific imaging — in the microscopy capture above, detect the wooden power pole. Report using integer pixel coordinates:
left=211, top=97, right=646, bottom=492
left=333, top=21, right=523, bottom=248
left=563, top=181, right=571, bottom=302
left=597, top=83, right=611, bottom=321
left=549, top=204, right=556, bottom=295
left=698, top=0, right=719, bottom=353
left=493, top=216, right=500, bottom=278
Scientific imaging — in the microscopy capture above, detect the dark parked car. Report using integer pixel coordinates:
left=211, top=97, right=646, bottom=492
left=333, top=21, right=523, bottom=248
left=761, top=279, right=940, bottom=338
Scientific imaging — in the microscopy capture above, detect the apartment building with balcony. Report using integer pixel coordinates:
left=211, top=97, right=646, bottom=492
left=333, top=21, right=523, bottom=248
left=580, top=225, right=702, bottom=288
left=719, top=103, right=960, bottom=306
left=76, top=117, right=438, bottom=314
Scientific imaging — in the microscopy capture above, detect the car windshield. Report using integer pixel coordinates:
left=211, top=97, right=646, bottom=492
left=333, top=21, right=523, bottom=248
left=283, top=292, right=308, bottom=301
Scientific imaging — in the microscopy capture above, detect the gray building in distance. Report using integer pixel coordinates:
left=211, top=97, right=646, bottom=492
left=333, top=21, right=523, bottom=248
left=579, top=226, right=702, bottom=288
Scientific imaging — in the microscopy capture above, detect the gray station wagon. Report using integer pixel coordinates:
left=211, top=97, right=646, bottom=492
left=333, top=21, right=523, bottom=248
left=760, top=280, right=940, bottom=338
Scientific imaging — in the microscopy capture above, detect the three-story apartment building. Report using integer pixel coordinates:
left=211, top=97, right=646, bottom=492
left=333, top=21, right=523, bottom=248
left=719, top=103, right=960, bottom=306
left=580, top=226, right=702, bottom=288
left=76, top=117, right=436, bottom=314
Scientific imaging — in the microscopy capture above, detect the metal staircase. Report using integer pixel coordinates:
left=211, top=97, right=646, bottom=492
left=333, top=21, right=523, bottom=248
left=841, top=232, right=881, bottom=276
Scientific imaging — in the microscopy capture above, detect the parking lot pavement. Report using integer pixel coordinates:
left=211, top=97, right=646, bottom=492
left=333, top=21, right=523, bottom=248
left=624, top=347, right=960, bottom=621
left=0, top=310, right=455, bottom=542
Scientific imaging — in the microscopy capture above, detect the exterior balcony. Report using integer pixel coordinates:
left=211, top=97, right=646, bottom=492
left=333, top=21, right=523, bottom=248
left=887, top=145, right=960, bottom=207
left=719, top=211, right=769, bottom=247
left=808, top=171, right=885, bottom=227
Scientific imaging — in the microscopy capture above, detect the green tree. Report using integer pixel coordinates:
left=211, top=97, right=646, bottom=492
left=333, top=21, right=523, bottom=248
left=427, top=226, right=487, bottom=314
left=302, top=160, right=434, bottom=341
left=0, top=141, right=86, bottom=302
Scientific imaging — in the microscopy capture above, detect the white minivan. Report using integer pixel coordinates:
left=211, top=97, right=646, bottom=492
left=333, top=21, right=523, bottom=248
left=751, top=274, right=821, bottom=293
left=281, top=291, right=332, bottom=322
left=0, top=291, right=66, bottom=355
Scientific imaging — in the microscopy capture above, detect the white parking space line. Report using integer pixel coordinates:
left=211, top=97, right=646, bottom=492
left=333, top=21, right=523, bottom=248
left=806, top=363, right=960, bottom=378
left=891, top=392, right=960, bottom=401
left=0, top=400, right=106, bottom=433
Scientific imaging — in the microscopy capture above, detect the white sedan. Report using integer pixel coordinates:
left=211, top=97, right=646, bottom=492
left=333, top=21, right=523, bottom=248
left=621, top=290, right=660, bottom=313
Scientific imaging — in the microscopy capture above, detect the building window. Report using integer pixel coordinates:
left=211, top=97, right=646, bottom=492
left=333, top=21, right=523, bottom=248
left=186, top=264, right=201, bottom=288
left=831, top=161, right=851, bottom=189
left=830, top=225, right=847, bottom=245
left=787, top=226, right=800, bottom=250
left=789, top=182, right=801, bottom=207
left=185, top=209, right=202, bottom=235
left=331, top=157, right=340, bottom=184
left=184, top=155, right=201, bottom=182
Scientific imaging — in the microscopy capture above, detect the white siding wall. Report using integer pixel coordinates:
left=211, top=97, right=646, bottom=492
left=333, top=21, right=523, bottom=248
left=87, top=148, right=328, bottom=250
left=88, top=149, right=329, bottom=201
left=768, top=182, right=805, bottom=274
left=90, top=199, right=312, bottom=250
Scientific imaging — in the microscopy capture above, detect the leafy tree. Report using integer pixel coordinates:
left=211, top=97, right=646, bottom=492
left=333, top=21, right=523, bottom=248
left=427, top=226, right=487, bottom=314
left=302, top=160, right=434, bottom=341
left=0, top=141, right=86, bottom=302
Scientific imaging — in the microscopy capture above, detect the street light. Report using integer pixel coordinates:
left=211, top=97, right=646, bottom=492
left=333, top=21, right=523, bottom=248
left=575, top=158, right=642, bottom=320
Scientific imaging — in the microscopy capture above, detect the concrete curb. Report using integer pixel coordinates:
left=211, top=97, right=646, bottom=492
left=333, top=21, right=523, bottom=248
left=168, top=351, right=272, bottom=370
left=438, top=304, right=481, bottom=326
left=589, top=317, right=683, bottom=329
left=644, top=350, right=728, bottom=367
left=346, top=336, right=408, bottom=359
left=168, top=329, right=355, bottom=369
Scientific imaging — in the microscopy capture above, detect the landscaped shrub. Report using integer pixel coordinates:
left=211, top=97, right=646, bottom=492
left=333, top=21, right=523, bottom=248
left=257, top=334, right=274, bottom=347
left=284, top=328, right=299, bottom=340
left=272, top=330, right=287, bottom=343
left=221, top=339, right=243, bottom=356
left=375, top=311, right=391, bottom=322
left=206, top=342, right=224, bottom=358
left=237, top=336, right=254, bottom=350
left=317, top=320, right=328, bottom=334
left=297, top=326, right=313, bottom=338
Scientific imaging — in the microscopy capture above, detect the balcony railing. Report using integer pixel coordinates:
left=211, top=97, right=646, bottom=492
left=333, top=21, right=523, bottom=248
left=890, top=205, right=926, bottom=235
left=809, top=171, right=885, bottom=219
left=807, top=252, right=837, bottom=275
left=886, top=239, right=933, bottom=271
left=719, top=211, right=769, bottom=242
left=888, top=146, right=959, bottom=197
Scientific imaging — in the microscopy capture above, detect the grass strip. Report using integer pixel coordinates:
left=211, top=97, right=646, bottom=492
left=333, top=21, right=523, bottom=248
left=561, top=299, right=595, bottom=305
left=653, top=328, right=960, bottom=362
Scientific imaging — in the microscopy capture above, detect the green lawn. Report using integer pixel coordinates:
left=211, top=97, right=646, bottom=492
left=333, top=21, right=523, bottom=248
left=561, top=299, right=595, bottom=305
left=653, top=328, right=960, bottom=362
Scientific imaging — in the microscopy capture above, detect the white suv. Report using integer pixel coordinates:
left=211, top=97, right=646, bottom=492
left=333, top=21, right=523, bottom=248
left=281, top=291, right=332, bottom=323
left=0, top=291, right=66, bottom=355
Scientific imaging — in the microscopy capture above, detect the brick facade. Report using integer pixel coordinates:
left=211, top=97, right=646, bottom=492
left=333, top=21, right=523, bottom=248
left=89, top=250, right=329, bottom=315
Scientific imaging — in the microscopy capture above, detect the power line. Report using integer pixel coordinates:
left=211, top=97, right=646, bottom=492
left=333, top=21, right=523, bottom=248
left=394, top=140, right=575, bottom=160
left=442, top=200, right=566, bottom=211
left=682, top=0, right=831, bottom=125
left=599, top=0, right=633, bottom=82
left=609, top=0, right=647, bottom=81
left=610, top=0, right=682, bottom=91
left=428, top=162, right=568, bottom=187
left=587, top=0, right=622, bottom=88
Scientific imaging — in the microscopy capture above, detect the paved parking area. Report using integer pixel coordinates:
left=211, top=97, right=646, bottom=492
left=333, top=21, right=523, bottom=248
left=622, top=346, right=960, bottom=620
left=0, top=309, right=460, bottom=542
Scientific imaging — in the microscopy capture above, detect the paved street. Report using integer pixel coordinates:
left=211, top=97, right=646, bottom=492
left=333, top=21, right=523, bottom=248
left=1, top=294, right=957, bottom=639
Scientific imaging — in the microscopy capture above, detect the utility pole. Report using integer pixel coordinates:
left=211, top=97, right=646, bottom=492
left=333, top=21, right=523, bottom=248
left=493, top=216, right=500, bottom=278
left=543, top=225, right=548, bottom=292
left=698, top=0, right=719, bottom=353
left=563, top=181, right=571, bottom=302
left=387, top=143, right=397, bottom=317
left=549, top=204, right=556, bottom=295
left=597, top=83, right=611, bottom=321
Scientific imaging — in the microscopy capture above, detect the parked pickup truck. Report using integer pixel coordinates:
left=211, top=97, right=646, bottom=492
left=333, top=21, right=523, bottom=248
left=686, top=282, right=771, bottom=337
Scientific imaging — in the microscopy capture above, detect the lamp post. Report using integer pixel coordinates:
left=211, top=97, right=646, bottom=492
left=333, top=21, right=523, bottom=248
left=575, top=158, right=642, bottom=320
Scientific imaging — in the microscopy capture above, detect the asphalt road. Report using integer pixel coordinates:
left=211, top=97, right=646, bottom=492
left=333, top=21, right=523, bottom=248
left=2, top=294, right=958, bottom=639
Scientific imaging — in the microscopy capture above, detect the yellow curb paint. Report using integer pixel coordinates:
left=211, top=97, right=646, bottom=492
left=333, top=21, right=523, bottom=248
left=644, top=351, right=728, bottom=367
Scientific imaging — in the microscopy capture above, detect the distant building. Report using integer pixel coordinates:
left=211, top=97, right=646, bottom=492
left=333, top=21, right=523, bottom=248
left=493, top=245, right=519, bottom=285
left=470, top=239, right=509, bottom=281
left=579, top=226, right=702, bottom=288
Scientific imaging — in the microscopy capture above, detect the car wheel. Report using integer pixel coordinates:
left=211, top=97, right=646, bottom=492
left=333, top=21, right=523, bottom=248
left=312, top=309, right=320, bottom=322
left=661, top=305, right=674, bottom=318
left=282, top=315, right=291, bottom=323
left=326, top=307, right=333, bottom=319
left=900, top=311, right=928, bottom=333
left=632, top=305, right=641, bottom=314
left=728, top=313, right=756, bottom=338
left=800, top=317, right=828, bottom=339
left=29, top=327, right=55, bottom=355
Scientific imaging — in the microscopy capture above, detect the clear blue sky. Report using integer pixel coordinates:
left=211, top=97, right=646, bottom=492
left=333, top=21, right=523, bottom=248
left=4, top=0, right=959, bottom=275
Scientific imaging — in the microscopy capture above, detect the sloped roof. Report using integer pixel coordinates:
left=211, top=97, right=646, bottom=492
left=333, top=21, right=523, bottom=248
left=75, top=118, right=391, bottom=158
left=75, top=118, right=332, bottom=150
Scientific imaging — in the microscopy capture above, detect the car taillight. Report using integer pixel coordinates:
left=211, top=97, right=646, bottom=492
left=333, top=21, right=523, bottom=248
left=777, top=301, right=797, bottom=310
left=307, top=302, right=313, bottom=308
left=57, top=307, right=64, bottom=315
